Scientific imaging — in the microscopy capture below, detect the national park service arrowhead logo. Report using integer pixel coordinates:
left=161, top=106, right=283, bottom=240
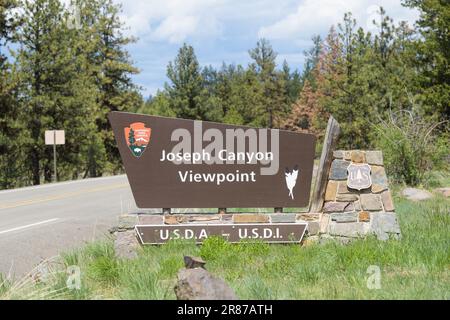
left=347, top=163, right=372, bottom=191
left=124, top=123, right=151, bottom=158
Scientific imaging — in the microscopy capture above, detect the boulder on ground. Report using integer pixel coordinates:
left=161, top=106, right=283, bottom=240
left=114, top=230, right=139, bottom=260
left=184, top=256, right=206, bottom=269
left=434, top=188, right=450, bottom=198
left=401, top=188, right=433, bottom=201
left=174, top=268, right=238, bottom=300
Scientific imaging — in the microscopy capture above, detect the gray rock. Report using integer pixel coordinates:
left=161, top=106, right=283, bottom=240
left=353, top=200, right=362, bottom=211
left=319, top=214, right=331, bottom=234
left=370, top=212, right=401, bottom=241
left=114, top=230, right=140, bottom=260
left=174, top=268, right=238, bottom=300
left=360, top=194, right=383, bottom=211
left=371, top=166, right=389, bottom=187
left=329, top=222, right=368, bottom=238
left=184, top=256, right=206, bottom=269
left=336, top=193, right=359, bottom=202
left=118, top=214, right=139, bottom=230
left=323, top=202, right=350, bottom=213
left=338, top=181, right=352, bottom=194
left=138, top=215, right=164, bottom=225
left=402, top=188, right=433, bottom=201
left=331, top=212, right=358, bottom=223
left=270, top=213, right=297, bottom=223
left=329, top=160, right=350, bottom=180
left=307, top=221, right=320, bottom=235
left=333, top=150, right=344, bottom=159
left=366, top=151, right=384, bottom=166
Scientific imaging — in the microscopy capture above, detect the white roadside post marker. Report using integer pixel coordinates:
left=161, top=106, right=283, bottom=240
left=45, top=130, right=65, bottom=183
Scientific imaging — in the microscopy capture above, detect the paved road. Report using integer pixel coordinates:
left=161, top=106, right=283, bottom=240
left=0, top=175, right=138, bottom=278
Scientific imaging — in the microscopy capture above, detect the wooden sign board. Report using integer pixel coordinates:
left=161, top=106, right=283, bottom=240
left=135, top=223, right=308, bottom=245
left=109, top=112, right=316, bottom=208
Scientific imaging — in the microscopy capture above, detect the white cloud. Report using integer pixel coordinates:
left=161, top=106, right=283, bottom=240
left=117, top=0, right=226, bottom=43
left=258, top=0, right=419, bottom=41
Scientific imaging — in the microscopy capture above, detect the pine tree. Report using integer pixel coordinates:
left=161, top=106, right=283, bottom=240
left=15, top=0, right=107, bottom=184
left=137, top=91, right=175, bottom=117
left=249, top=39, right=288, bottom=128
left=301, top=35, right=322, bottom=89
left=403, top=0, right=449, bottom=121
left=128, top=128, right=135, bottom=146
left=165, top=43, right=221, bottom=121
left=282, top=60, right=302, bottom=105
left=317, top=13, right=377, bottom=148
left=79, top=0, right=142, bottom=174
left=0, top=0, right=23, bottom=189
left=15, top=0, right=70, bottom=184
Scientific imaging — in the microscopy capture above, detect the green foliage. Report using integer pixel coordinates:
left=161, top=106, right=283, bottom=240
left=0, top=0, right=141, bottom=189
left=373, top=110, right=449, bottom=186
left=165, top=43, right=220, bottom=121
left=0, top=273, right=11, bottom=296
left=402, top=0, right=450, bottom=122
left=137, top=91, right=176, bottom=117
left=199, top=236, right=232, bottom=261
left=249, top=39, right=289, bottom=128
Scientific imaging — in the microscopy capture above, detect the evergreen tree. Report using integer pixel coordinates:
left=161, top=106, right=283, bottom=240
left=301, top=35, right=322, bottom=89
left=137, top=90, right=175, bottom=117
left=403, top=0, right=449, bottom=121
left=16, top=0, right=73, bottom=184
left=249, top=39, right=288, bottom=128
left=226, top=65, right=264, bottom=126
left=128, top=128, right=135, bottom=146
left=319, top=13, right=377, bottom=148
left=79, top=0, right=142, bottom=174
left=0, top=0, right=23, bottom=189
left=282, top=60, right=302, bottom=105
left=166, top=43, right=204, bottom=120
left=165, top=43, right=221, bottom=121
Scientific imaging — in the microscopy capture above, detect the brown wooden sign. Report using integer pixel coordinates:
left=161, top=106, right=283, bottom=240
left=135, top=223, right=308, bottom=245
left=109, top=112, right=316, bottom=208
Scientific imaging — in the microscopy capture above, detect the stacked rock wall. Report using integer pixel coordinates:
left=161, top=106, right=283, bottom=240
left=319, top=150, right=401, bottom=241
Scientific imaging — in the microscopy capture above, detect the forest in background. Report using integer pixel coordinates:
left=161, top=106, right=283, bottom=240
left=0, top=0, right=448, bottom=190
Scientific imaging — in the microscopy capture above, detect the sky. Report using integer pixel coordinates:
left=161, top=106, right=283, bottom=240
left=115, top=0, right=419, bottom=98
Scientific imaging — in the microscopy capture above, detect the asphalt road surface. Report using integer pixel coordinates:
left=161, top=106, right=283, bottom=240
left=0, top=175, right=138, bottom=279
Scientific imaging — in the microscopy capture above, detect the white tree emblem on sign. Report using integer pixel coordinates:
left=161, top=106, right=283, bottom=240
left=347, top=163, right=372, bottom=191
left=285, top=165, right=299, bottom=200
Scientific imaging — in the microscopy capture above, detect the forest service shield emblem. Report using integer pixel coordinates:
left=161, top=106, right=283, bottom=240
left=124, top=122, right=151, bottom=158
left=347, top=163, right=372, bottom=191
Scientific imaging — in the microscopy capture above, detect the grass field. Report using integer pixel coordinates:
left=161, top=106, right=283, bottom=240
left=1, top=190, right=449, bottom=300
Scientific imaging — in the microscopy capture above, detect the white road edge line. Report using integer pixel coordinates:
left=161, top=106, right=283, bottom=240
left=0, top=218, right=60, bottom=235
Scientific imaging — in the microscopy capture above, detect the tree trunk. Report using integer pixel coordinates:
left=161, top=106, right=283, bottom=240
left=31, top=148, right=40, bottom=185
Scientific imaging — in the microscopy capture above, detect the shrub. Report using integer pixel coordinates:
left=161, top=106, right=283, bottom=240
left=373, top=110, right=448, bottom=186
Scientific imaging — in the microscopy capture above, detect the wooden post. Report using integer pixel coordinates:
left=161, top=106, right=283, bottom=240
left=309, top=116, right=340, bottom=213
